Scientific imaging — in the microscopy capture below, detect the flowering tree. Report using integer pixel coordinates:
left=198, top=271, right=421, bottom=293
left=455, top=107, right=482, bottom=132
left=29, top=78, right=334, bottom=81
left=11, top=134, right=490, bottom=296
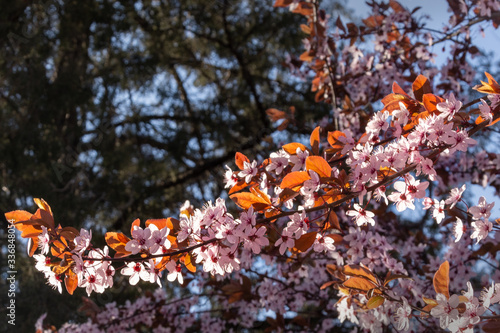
left=6, top=0, right=500, bottom=332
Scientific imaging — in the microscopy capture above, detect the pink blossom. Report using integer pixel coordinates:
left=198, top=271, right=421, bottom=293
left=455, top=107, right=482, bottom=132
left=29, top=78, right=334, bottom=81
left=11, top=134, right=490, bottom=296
left=444, top=130, right=477, bottom=153
left=481, top=282, right=500, bottom=308
left=238, top=160, right=258, bottom=183
left=430, top=293, right=459, bottom=329
left=166, top=260, right=183, bottom=284
left=125, top=226, right=152, bottom=255
left=346, top=203, right=376, bottom=226
left=239, top=206, right=256, bottom=233
left=145, top=259, right=163, bottom=287
left=373, top=186, right=388, bottom=205
left=121, top=262, right=150, bottom=285
left=146, top=225, right=171, bottom=255
left=81, top=267, right=105, bottom=296
left=202, top=246, right=224, bottom=276
left=46, top=271, right=63, bottom=294
left=417, top=157, right=437, bottom=181
left=178, top=212, right=201, bottom=243
left=392, top=102, right=409, bottom=126
left=470, top=219, right=493, bottom=243
left=432, top=200, right=446, bottom=224
left=468, top=196, right=495, bottom=220
left=437, top=92, right=462, bottom=120
left=366, top=110, right=389, bottom=136
left=445, top=184, right=466, bottom=208
left=224, top=165, right=238, bottom=188
left=488, top=93, right=500, bottom=108
left=243, top=226, right=269, bottom=254
left=387, top=181, right=415, bottom=212
left=73, top=228, right=92, bottom=254
left=33, top=254, right=52, bottom=275
left=338, top=129, right=356, bottom=155
left=405, top=174, right=429, bottom=199
left=266, top=150, right=289, bottom=175
left=300, top=170, right=320, bottom=195
left=99, top=261, right=115, bottom=289
left=422, top=197, right=435, bottom=210
left=275, top=228, right=295, bottom=255
left=478, top=99, right=493, bottom=123
left=38, top=226, right=50, bottom=255
left=313, top=234, right=336, bottom=253
left=290, top=147, right=309, bottom=171
left=453, top=218, right=464, bottom=242
left=393, top=297, right=412, bottom=331
left=286, top=210, right=309, bottom=237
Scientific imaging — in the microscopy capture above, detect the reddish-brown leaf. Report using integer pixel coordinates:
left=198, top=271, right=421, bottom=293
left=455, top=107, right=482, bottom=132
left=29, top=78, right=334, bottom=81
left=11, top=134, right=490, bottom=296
left=306, top=156, right=332, bottom=178
left=327, top=131, right=346, bottom=148
left=310, top=126, right=320, bottom=155
left=251, top=186, right=271, bottom=203
left=482, top=319, right=500, bottom=333
left=183, top=253, right=196, bottom=273
left=366, top=295, right=385, bottom=309
left=235, top=152, right=250, bottom=170
left=381, top=93, right=410, bottom=114
left=291, top=2, right=313, bottom=16
left=294, top=232, right=317, bottom=252
left=392, top=81, right=409, bottom=96
left=5, top=210, right=33, bottom=224
left=384, top=273, right=413, bottom=286
left=422, top=93, right=444, bottom=113
left=4, top=210, right=45, bottom=239
left=325, top=212, right=341, bottom=230
left=299, top=50, right=315, bottom=62
left=65, top=270, right=78, bottom=295
left=412, top=74, right=432, bottom=102
left=27, top=237, right=39, bottom=257
left=33, top=198, right=52, bottom=215
left=300, top=23, right=311, bottom=34
left=280, top=171, right=311, bottom=191
left=17, top=224, right=43, bottom=239
left=336, top=16, right=346, bottom=32
left=363, top=15, right=384, bottom=28
left=278, top=188, right=300, bottom=204
left=325, top=234, right=343, bottom=244
left=59, top=227, right=80, bottom=242
left=167, top=217, right=180, bottom=232
left=266, top=108, right=287, bottom=122
left=277, top=119, right=290, bottom=131
left=473, top=72, right=500, bottom=94
left=344, top=264, right=378, bottom=284
left=145, top=219, right=168, bottom=230
left=433, top=260, right=450, bottom=299
left=326, top=264, right=338, bottom=276
left=389, top=0, right=405, bottom=12
left=51, top=237, right=71, bottom=258
left=230, top=192, right=271, bottom=211
left=273, top=0, right=293, bottom=7
left=320, top=280, right=337, bottom=290
left=343, top=276, right=377, bottom=291
left=282, top=142, right=308, bottom=155
left=105, top=232, right=132, bottom=258
left=422, top=297, right=438, bottom=306
left=130, top=218, right=141, bottom=235
left=228, top=180, right=250, bottom=195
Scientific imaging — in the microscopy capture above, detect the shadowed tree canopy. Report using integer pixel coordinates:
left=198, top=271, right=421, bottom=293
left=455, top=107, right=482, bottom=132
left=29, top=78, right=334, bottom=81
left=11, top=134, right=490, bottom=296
left=0, top=0, right=340, bottom=231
